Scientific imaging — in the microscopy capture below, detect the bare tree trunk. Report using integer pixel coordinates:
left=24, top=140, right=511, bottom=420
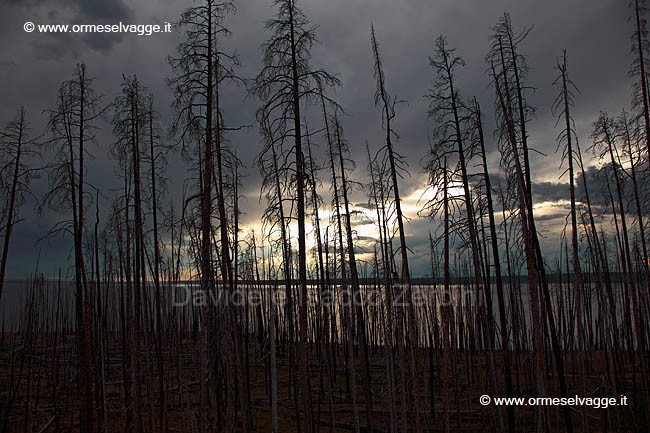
left=287, top=1, right=314, bottom=425
left=0, top=109, right=26, bottom=304
left=442, top=158, right=451, bottom=433
left=473, top=99, right=514, bottom=433
left=370, top=25, right=423, bottom=433
left=148, top=102, right=167, bottom=433
left=632, top=0, right=650, bottom=171
left=556, top=53, right=587, bottom=432
left=326, top=111, right=360, bottom=433
left=333, top=114, right=374, bottom=431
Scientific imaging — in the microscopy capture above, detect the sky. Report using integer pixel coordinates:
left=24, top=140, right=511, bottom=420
left=0, top=0, right=636, bottom=279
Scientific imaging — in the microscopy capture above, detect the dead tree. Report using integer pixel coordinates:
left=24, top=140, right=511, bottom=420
left=629, top=0, right=650, bottom=171
left=370, top=24, right=423, bottom=433
left=553, top=50, right=588, bottom=432
left=0, top=107, right=38, bottom=304
left=366, top=142, right=398, bottom=433
left=168, top=1, right=249, bottom=429
left=257, top=118, right=298, bottom=431
left=487, top=15, right=573, bottom=432
left=253, top=1, right=340, bottom=430
left=425, top=36, right=485, bottom=335
left=471, top=98, right=515, bottom=433
left=111, top=75, right=150, bottom=433
left=145, top=92, right=170, bottom=433
left=592, top=113, right=650, bottom=417
left=332, top=114, right=374, bottom=431
left=619, top=111, right=650, bottom=288
left=325, top=111, right=360, bottom=433
left=425, top=40, right=501, bottom=420
left=42, top=63, right=104, bottom=433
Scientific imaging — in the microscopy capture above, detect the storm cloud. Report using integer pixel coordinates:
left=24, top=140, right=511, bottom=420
left=0, top=0, right=637, bottom=277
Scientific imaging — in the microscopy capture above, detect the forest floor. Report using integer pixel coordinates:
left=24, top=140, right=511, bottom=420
left=0, top=332, right=647, bottom=432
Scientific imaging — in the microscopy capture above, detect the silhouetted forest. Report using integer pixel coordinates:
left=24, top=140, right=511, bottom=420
left=1, top=0, right=649, bottom=432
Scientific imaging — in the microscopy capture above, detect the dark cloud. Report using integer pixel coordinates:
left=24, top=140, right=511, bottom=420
left=0, top=0, right=638, bottom=278
left=485, top=172, right=571, bottom=210
left=532, top=181, right=569, bottom=203
left=78, top=0, right=131, bottom=21
left=74, top=0, right=133, bottom=51
left=1, top=0, right=133, bottom=57
left=80, top=31, right=124, bottom=52
left=32, top=33, right=80, bottom=60
left=0, top=60, right=18, bottom=69
left=574, top=162, right=650, bottom=212
left=575, top=165, right=605, bottom=206
left=354, top=202, right=374, bottom=210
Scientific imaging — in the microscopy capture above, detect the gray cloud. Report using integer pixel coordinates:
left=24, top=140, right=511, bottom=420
left=78, top=0, right=131, bottom=21
left=1, top=0, right=133, bottom=57
left=0, top=0, right=638, bottom=278
left=532, top=181, right=570, bottom=203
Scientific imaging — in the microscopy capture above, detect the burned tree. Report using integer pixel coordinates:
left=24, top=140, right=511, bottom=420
left=167, top=0, right=250, bottom=429
left=487, top=14, right=573, bottom=432
left=111, top=75, right=147, bottom=433
left=252, top=1, right=339, bottom=430
left=370, top=23, right=423, bottom=432
left=0, top=108, right=38, bottom=304
left=552, top=50, right=588, bottom=432
left=629, top=0, right=650, bottom=170
left=42, top=63, right=104, bottom=433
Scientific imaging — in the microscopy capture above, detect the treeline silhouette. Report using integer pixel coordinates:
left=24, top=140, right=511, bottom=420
left=1, top=0, right=650, bottom=432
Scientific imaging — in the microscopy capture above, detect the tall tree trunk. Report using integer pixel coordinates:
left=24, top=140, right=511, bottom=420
left=0, top=109, right=24, bottom=304
left=557, top=54, right=587, bottom=432
left=473, top=99, right=514, bottom=433
left=148, top=103, right=167, bottom=433
left=371, top=26, right=423, bottom=432
left=333, top=115, right=374, bottom=431
left=286, top=2, right=313, bottom=429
